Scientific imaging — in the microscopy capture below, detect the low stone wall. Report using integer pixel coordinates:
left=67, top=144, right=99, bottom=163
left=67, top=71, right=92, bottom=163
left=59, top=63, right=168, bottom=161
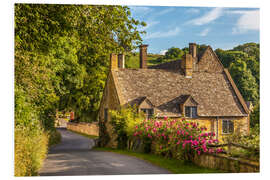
left=192, top=153, right=259, bottom=173
left=67, top=122, right=99, bottom=137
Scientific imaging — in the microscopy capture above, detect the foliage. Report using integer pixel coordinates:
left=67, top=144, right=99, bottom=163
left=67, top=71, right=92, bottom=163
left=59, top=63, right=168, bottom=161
left=229, top=59, right=259, bottom=103
left=222, top=124, right=259, bottom=160
left=165, top=47, right=184, bottom=59
left=133, top=117, right=223, bottom=161
left=109, top=106, right=144, bottom=149
left=15, top=4, right=145, bottom=123
left=15, top=126, right=48, bottom=176
left=48, top=130, right=62, bottom=147
left=250, top=103, right=260, bottom=127
left=15, top=4, right=144, bottom=176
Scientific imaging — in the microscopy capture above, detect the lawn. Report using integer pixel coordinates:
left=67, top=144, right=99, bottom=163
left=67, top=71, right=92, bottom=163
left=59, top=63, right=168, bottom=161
left=93, top=147, right=226, bottom=174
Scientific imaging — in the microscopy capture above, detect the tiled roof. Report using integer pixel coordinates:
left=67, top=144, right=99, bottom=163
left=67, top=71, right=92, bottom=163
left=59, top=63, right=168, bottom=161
left=112, top=66, right=248, bottom=117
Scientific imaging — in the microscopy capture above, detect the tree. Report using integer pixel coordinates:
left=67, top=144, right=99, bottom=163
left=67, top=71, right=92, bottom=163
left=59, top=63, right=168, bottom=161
left=165, top=47, right=184, bottom=59
left=229, top=59, right=259, bottom=104
left=15, top=4, right=146, bottom=124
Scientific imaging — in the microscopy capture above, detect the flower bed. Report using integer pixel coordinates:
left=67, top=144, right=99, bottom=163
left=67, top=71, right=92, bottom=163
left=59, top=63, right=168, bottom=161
left=133, top=117, right=224, bottom=161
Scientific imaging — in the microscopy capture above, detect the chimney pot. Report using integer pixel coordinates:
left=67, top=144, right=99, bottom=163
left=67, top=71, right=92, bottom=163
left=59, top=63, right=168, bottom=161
left=139, top=44, right=148, bottom=69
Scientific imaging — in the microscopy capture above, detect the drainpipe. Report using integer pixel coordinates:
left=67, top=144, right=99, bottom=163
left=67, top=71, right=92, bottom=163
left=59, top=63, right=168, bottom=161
left=216, top=117, right=219, bottom=140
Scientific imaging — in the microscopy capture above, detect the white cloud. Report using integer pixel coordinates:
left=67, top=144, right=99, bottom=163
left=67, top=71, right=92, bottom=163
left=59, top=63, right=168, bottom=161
left=231, top=10, right=259, bottom=34
left=199, top=28, right=210, bottom=36
left=159, top=49, right=168, bottom=55
left=188, top=8, right=224, bottom=25
left=144, top=27, right=180, bottom=39
left=156, top=8, right=175, bottom=16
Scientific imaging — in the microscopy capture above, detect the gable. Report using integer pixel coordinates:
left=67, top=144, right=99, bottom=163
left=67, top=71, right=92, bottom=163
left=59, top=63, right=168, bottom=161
left=198, top=47, right=223, bottom=73
left=184, top=96, right=198, bottom=106
left=139, top=98, right=154, bottom=109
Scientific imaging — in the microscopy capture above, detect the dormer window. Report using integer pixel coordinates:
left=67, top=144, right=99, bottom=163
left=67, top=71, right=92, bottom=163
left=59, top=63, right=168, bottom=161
left=141, top=108, right=154, bottom=119
left=138, top=97, right=155, bottom=119
left=185, top=106, right=197, bottom=118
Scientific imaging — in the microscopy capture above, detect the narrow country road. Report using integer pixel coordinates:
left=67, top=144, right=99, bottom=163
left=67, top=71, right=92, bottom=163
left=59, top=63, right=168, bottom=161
left=39, top=128, right=171, bottom=176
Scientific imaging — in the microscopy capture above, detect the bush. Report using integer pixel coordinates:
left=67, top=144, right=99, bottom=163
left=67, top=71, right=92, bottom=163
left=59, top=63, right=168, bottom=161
left=223, top=124, right=259, bottom=160
left=14, top=126, right=48, bottom=176
left=48, top=129, right=61, bottom=147
left=14, top=87, right=50, bottom=176
left=109, top=106, right=144, bottom=149
left=133, top=117, right=223, bottom=161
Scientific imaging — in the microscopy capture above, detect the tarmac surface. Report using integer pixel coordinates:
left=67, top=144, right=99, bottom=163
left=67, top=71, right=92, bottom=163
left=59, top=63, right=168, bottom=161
left=39, top=128, right=171, bottom=176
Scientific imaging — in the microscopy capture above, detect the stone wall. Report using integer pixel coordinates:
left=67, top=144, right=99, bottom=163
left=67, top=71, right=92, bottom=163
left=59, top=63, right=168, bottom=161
left=98, top=71, right=121, bottom=148
left=192, top=153, right=259, bottom=173
left=67, top=122, right=99, bottom=137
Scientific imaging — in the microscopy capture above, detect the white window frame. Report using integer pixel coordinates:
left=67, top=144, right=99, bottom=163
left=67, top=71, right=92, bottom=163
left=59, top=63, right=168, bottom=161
left=185, top=106, right=197, bottom=118
left=141, top=108, right=154, bottom=119
left=222, top=119, right=234, bottom=134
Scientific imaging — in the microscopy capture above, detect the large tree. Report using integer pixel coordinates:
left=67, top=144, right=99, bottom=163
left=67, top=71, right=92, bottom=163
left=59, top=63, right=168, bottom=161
left=15, top=4, right=146, bottom=127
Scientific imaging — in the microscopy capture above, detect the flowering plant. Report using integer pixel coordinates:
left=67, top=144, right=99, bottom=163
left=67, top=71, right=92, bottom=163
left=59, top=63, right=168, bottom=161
left=133, top=117, right=224, bottom=161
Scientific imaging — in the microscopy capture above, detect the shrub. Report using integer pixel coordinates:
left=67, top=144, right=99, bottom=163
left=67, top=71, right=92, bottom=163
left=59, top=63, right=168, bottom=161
left=133, top=117, right=223, bottom=161
left=48, top=129, right=61, bottom=147
left=14, top=126, right=48, bottom=176
left=223, top=124, right=259, bottom=160
left=109, top=106, right=144, bottom=149
left=14, top=87, right=50, bottom=176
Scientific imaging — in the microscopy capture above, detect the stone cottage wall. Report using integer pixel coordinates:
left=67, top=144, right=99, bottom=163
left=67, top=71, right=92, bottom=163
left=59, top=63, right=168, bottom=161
left=98, top=71, right=121, bottom=148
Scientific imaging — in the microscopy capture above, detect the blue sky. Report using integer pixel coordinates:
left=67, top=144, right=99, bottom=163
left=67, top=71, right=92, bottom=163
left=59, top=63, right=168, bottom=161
left=129, top=6, right=260, bottom=54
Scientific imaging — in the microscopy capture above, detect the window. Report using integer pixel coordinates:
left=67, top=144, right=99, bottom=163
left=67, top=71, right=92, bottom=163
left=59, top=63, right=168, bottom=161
left=141, top=108, right=154, bottom=119
left=185, top=106, right=197, bottom=118
left=104, top=108, right=108, bottom=122
left=222, top=120, right=234, bottom=134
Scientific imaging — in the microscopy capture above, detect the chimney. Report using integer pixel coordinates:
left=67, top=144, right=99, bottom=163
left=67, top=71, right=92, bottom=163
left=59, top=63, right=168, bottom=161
left=189, top=43, right=197, bottom=58
left=139, top=44, right=148, bottom=69
left=118, top=54, right=125, bottom=68
left=181, top=54, right=193, bottom=78
left=110, top=53, right=118, bottom=70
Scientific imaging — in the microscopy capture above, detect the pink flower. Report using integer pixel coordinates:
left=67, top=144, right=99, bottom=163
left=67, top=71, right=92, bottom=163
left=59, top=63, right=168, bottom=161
left=164, top=116, right=168, bottom=121
left=197, top=151, right=201, bottom=155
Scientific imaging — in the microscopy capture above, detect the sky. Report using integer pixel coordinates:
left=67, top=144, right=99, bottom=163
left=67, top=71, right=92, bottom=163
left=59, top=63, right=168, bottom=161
left=129, top=6, right=260, bottom=54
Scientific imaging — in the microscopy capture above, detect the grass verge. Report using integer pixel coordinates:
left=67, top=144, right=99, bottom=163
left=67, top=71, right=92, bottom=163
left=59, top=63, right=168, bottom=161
left=93, top=147, right=226, bottom=174
left=48, top=129, right=61, bottom=147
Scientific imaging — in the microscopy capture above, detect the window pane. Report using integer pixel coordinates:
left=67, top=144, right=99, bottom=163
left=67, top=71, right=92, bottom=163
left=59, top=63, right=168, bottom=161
left=185, top=107, right=191, bottom=117
left=141, top=108, right=154, bottom=119
left=222, top=120, right=228, bottom=133
left=191, top=107, right=197, bottom=118
left=229, top=120, right=234, bottom=133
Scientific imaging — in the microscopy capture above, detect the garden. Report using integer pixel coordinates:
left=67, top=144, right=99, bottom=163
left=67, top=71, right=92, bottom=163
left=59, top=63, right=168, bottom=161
left=108, top=106, right=260, bottom=172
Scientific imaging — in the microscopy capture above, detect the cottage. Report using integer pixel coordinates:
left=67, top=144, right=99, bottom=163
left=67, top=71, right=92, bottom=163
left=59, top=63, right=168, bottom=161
left=99, top=43, right=251, bottom=148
